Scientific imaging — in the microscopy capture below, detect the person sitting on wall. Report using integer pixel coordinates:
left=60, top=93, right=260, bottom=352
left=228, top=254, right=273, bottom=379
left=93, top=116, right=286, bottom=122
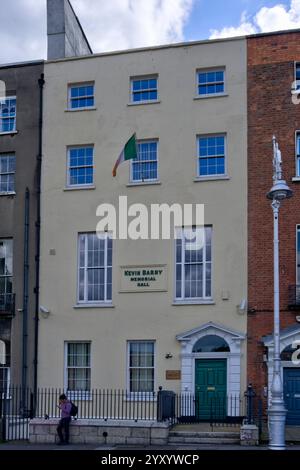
left=56, top=394, right=72, bottom=445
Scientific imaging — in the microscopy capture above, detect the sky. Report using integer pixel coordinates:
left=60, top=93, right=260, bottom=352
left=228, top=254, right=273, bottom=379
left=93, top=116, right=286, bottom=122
left=0, top=0, right=299, bottom=64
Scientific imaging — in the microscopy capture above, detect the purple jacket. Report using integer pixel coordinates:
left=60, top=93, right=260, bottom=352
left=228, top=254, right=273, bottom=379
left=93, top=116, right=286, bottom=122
left=59, top=400, right=72, bottom=418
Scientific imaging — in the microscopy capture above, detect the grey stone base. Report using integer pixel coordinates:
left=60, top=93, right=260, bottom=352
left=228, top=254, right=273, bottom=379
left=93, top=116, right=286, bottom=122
left=29, top=419, right=170, bottom=445
left=240, top=424, right=259, bottom=446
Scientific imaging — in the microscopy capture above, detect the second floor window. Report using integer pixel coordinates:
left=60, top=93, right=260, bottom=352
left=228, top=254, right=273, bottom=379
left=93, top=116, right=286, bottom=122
left=0, top=97, right=16, bottom=133
left=78, top=233, right=112, bottom=304
left=131, top=77, right=158, bottom=102
left=0, top=154, right=15, bottom=193
left=175, top=227, right=212, bottom=300
left=69, top=84, right=94, bottom=109
left=198, top=134, right=226, bottom=177
left=67, top=146, right=94, bottom=187
left=197, top=70, right=225, bottom=96
left=131, top=140, right=158, bottom=182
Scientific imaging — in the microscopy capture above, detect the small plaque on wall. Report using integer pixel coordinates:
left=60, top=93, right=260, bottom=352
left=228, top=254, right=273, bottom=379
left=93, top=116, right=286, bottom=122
left=166, top=370, right=181, bottom=380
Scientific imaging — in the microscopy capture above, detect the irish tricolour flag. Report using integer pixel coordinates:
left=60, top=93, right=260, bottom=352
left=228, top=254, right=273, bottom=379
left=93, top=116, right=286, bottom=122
left=112, top=133, right=138, bottom=177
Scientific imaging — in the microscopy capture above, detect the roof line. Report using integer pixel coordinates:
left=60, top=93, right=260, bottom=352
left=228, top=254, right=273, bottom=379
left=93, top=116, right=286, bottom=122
left=247, top=26, right=300, bottom=39
left=45, top=26, right=300, bottom=65
left=46, top=34, right=245, bottom=64
left=0, top=59, right=44, bottom=69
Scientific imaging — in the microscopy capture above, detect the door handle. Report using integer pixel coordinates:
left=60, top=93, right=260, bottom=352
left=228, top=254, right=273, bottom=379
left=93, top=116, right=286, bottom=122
left=286, top=394, right=290, bottom=397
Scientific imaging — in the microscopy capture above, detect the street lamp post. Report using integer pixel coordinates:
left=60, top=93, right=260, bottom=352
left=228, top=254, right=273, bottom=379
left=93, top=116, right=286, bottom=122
left=267, top=136, right=293, bottom=450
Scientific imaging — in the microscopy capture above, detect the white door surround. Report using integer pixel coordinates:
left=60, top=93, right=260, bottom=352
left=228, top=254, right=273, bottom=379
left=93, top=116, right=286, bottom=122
left=263, top=324, right=300, bottom=404
left=176, top=321, right=245, bottom=400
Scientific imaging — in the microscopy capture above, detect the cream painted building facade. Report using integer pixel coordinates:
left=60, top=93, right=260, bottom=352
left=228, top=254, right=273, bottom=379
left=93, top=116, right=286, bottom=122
left=39, top=37, right=248, bottom=412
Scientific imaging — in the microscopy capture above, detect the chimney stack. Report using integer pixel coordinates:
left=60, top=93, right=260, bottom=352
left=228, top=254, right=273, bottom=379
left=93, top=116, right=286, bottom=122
left=47, top=0, right=93, bottom=60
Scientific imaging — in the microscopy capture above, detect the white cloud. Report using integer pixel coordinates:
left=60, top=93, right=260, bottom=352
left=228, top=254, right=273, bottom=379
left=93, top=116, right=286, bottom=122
left=0, top=0, right=194, bottom=64
left=72, top=0, right=194, bottom=52
left=210, top=0, right=300, bottom=39
left=0, top=0, right=46, bottom=63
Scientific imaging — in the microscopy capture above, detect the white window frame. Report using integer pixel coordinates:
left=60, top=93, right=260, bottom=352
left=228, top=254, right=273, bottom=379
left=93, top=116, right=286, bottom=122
left=297, top=225, right=300, bottom=285
left=68, top=82, right=95, bottom=110
left=126, top=340, right=156, bottom=399
left=0, top=153, right=15, bottom=194
left=130, top=139, right=159, bottom=183
left=0, top=239, right=13, bottom=299
left=77, top=232, right=112, bottom=305
left=175, top=227, right=213, bottom=302
left=0, top=96, right=17, bottom=134
left=196, top=68, right=226, bottom=98
left=0, top=366, right=10, bottom=399
left=293, top=62, right=300, bottom=91
left=197, top=133, right=227, bottom=178
left=295, top=131, right=300, bottom=177
left=64, top=341, right=91, bottom=400
left=130, top=75, right=158, bottom=103
left=67, top=145, right=94, bottom=188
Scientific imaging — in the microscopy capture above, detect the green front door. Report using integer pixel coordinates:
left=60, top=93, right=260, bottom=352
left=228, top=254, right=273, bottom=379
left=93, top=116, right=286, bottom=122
left=195, top=359, right=227, bottom=421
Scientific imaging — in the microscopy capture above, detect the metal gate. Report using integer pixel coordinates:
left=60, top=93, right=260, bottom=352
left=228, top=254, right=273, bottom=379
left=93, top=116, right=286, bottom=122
left=1, top=387, right=33, bottom=441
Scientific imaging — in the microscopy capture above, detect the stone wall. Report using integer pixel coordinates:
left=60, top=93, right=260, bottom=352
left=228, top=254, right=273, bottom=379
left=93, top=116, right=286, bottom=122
left=29, top=419, right=169, bottom=446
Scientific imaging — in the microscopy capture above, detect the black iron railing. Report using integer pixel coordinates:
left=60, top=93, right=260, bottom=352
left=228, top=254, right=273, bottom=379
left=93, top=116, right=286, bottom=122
left=171, top=392, right=245, bottom=426
left=36, top=389, right=157, bottom=421
left=0, top=293, right=15, bottom=317
left=0, top=385, right=264, bottom=441
left=162, top=385, right=264, bottom=430
left=288, top=285, right=300, bottom=310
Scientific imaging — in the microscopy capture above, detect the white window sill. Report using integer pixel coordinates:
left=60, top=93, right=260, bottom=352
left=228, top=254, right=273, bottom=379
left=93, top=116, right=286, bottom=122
left=194, top=93, right=228, bottom=100
left=194, top=175, right=230, bottom=182
left=64, top=185, right=95, bottom=191
left=127, top=181, right=161, bottom=187
left=292, top=177, right=300, bottom=182
left=0, top=131, right=18, bottom=136
left=74, top=303, right=114, bottom=309
left=173, top=299, right=215, bottom=306
left=126, top=393, right=157, bottom=402
left=67, top=391, right=91, bottom=401
left=65, top=107, right=97, bottom=112
left=0, top=191, right=16, bottom=196
left=127, top=100, right=161, bottom=107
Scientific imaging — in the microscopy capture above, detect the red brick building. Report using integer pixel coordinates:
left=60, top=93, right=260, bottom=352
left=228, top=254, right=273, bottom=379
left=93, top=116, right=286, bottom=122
left=248, top=30, right=300, bottom=425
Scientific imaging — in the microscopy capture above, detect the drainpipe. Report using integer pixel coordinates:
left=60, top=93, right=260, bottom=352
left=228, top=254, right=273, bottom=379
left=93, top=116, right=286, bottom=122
left=22, top=187, right=30, bottom=394
left=33, top=73, right=45, bottom=407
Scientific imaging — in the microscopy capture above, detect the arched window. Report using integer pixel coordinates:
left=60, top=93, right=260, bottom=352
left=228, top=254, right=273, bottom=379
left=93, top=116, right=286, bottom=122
left=280, top=344, right=300, bottom=361
left=192, top=335, right=230, bottom=353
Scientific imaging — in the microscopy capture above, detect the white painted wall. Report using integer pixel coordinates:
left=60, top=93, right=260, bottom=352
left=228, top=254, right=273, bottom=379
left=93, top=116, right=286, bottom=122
left=39, top=38, right=248, bottom=393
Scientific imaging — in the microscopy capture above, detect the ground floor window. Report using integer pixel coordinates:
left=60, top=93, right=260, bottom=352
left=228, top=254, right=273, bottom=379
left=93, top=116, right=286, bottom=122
left=65, top=342, right=91, bottom=392
left=0, top=366, right=10, bottom=393
left=128, top=341, right=155, bottom=393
